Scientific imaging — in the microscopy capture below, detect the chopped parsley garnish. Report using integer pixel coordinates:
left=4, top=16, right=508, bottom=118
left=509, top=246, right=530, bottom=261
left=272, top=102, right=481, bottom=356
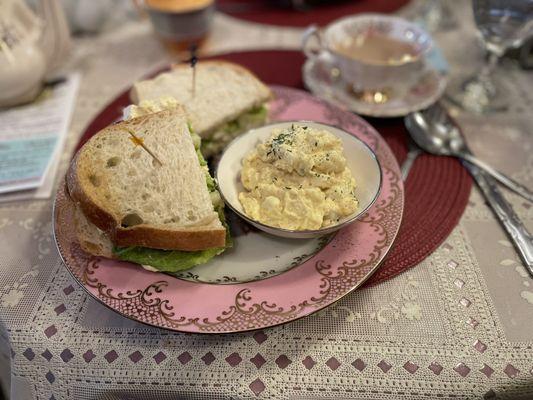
left=266, top=129, right=296, bottom=158
left=272, top=132, right=294, bottom=146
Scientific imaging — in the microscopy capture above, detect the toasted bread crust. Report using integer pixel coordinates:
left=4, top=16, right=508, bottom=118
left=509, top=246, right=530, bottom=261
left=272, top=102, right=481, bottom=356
left=64, top=181, right=116, bottom=259
left=113, top=225, right=225, bottom=250
left=67, top=152, right=118, bottom=234
left=66, top=117, right=226, bottom=252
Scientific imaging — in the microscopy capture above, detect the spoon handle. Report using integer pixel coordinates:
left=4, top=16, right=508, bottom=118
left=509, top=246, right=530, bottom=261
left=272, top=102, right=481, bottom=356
left=462, top=153, right=533, bottom=203
left=401, top=145, right=422, bottom=181
left=464, top=162, right=533, bottom=277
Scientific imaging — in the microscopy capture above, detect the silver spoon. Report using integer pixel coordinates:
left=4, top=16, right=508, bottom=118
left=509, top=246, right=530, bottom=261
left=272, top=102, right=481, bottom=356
left=405, top=103, right=533, bottom=277
left=405, top=105, right=533, bottom=203
left=400, top=132, right=422, bottom=181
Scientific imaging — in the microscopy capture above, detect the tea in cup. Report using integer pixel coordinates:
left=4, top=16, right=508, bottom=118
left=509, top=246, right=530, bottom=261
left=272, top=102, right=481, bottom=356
left=302, top=14, right=433, bottom=102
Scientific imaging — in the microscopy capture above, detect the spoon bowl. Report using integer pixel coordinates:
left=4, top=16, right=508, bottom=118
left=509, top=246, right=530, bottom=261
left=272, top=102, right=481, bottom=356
left=405, top=104, right=467, bottom=156
left=405, top=103, right=533, bottom=203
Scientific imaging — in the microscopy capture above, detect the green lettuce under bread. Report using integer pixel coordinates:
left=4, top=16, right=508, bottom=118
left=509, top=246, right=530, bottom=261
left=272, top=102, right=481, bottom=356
left=113, top=199, right=232, bottom=273
left=201, top=105, right=268, bottom=156
left=112, top=126, right=231, bottom=273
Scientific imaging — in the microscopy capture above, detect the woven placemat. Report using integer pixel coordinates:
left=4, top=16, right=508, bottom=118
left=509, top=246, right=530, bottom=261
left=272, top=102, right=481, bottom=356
left=76, top=50, right=472, bottom=286
left=217, top=0, right=411, bottom=27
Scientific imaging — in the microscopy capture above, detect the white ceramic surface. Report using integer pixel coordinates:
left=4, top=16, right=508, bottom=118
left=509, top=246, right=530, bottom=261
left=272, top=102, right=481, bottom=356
left=174, top=227, right=333, bottom=283
left=216, top=121, right=382, bottom=239
left=302, top=14, right=433, bottom=95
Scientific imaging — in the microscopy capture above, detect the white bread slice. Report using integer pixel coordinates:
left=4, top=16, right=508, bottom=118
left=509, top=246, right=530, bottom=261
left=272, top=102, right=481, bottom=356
left=66, top=107, right=226, bottom=251
left=130, top=61, right=272, bottom=138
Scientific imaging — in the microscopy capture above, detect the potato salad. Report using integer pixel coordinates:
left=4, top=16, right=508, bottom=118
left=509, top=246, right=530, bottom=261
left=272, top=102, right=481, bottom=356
left=239, top=124, right=358, bottom=230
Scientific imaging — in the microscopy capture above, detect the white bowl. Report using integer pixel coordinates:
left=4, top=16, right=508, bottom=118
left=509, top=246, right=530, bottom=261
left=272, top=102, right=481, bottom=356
left=216, top=121, right=382, bottom=239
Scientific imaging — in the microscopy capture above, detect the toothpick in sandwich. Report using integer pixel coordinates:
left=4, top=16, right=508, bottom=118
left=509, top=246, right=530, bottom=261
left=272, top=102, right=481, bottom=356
left=125, top=128, right=163, bottom=167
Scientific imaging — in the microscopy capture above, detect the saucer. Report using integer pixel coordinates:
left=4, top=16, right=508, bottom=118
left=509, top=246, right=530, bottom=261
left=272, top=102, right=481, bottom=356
left=303, top=52, right=447, bottom=118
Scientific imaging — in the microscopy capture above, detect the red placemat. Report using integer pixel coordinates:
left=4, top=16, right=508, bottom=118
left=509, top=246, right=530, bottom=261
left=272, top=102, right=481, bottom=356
left=217, top=0, right=411, bottom=27
left=77, top=50, right=472, bottom=286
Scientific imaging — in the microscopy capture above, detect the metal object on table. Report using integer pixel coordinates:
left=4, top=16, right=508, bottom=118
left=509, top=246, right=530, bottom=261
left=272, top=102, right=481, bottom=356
left=405, top=103, right=533, bottom=277
left=464, top=162, right=533, bottom=277
left=405, top=104, right=533, bottom=203
left=400, top=134, right=422, bottom=181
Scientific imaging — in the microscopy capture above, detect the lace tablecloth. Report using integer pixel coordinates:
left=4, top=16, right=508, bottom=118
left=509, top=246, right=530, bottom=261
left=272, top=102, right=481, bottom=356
left=1, top=2, right=532, bottom=399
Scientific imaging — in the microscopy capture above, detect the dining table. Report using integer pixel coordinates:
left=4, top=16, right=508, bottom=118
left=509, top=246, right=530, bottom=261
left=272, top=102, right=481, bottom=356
left=1, top=1, right=532, bottom=399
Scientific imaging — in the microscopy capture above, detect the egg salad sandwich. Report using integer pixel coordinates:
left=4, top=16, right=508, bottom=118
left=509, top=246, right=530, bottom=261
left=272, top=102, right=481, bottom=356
left=66, top=105, right=231, bottom=274
left=130, top=60, right=272, bottom=157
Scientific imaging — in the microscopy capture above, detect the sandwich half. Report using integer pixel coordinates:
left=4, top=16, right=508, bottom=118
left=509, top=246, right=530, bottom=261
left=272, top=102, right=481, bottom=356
left=67, top=106, right=230, bottom=273
left=130, top=60, right=272, bottom=157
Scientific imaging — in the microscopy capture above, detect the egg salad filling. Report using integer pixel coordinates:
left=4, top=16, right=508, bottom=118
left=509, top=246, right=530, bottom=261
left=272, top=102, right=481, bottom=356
left=239, top=124, right=358, bottom=230
left=126, top=97, right=268, bottom=158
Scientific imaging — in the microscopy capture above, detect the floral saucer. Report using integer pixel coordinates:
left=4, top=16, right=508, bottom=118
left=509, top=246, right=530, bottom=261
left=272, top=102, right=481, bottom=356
left=303, top=51, right=447, bottom=118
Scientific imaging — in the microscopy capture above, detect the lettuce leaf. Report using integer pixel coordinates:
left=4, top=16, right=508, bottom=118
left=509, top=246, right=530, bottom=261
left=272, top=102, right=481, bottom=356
left=113, top=209, right=231, bottom=273
left=113, top=245, right=225, bottom=273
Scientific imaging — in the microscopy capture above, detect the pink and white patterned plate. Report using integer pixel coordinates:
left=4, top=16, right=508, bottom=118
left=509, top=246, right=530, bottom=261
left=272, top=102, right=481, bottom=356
left=53, top=86, right=404, bottom=334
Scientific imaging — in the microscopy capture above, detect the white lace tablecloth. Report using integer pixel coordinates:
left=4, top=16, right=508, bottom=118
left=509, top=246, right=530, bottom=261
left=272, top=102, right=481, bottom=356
left=1, top=2, right=533, bottom=399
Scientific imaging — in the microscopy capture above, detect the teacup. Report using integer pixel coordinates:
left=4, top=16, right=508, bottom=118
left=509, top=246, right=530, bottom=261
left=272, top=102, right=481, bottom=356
left=302, top=14, right=433, bottom=102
